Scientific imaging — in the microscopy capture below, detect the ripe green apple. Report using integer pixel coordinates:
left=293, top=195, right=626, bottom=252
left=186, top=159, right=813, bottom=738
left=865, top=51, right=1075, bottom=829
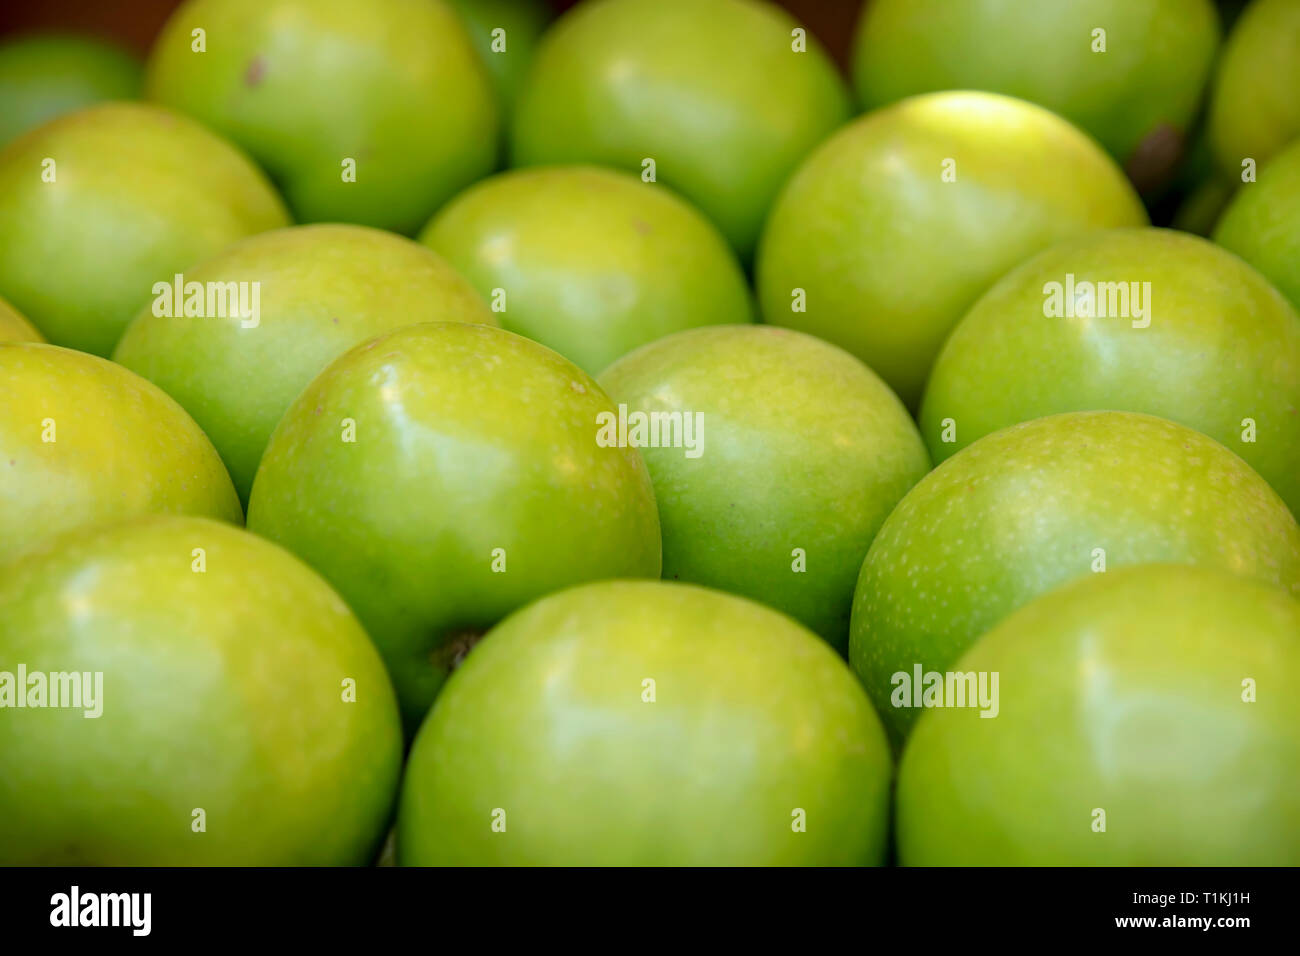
left=0, top=516, right=402, bottom=865
left=756, top=91, right=1148, bottom=408
left=897, top=563, right=1300, bottom=865
left=920, top=227, right=1300, bottom=513
left=397, top=580, right=892, bottom=866
left=0, top=102, right=289, bottom=356
left=420, top=166, right=753, bottom=376
left=511, top=0, right=850, bottom=261
left=146, top=0, right=497, bottom=235
left=0, top=295, right=41, bottom=343
left=1215, top=138, right=1300, bottom=315
left=246, top=322, right=662, bottom=729
left=1207, top=0, right=1300, bottom=174
left=445, top=0, right=550, bottom=125
left=598, top=325, right=929, bottom=650
left=850, top=411, right=1300, bottom=748
left=113, top=223, right=495, bottom=503
left=0, top=33, right=142, bottom=146
left=852, top=0, right=1219, bottom=190
left=0, top=344, right=241, bottom=567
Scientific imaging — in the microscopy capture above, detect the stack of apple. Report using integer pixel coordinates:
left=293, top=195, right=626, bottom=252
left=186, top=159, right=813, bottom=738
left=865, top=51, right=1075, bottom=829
left=1, top=0, right=1297, bottom=866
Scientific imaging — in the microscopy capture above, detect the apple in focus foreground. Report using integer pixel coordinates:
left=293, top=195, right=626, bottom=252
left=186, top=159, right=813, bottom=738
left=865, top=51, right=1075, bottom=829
left=397, top=580, right=892, bottom=866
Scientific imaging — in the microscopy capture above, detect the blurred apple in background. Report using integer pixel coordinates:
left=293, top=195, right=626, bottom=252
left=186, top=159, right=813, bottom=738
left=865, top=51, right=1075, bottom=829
left=445, top=0, right=551, bottom=137
left=756, top=91, right=1148, bottom=409
left=0, top=102, right=289, bottom=356
left=145, top=0, right=497, bottom=235
left=599, top=325, right=928, bottom=650
left=0, top=294, right=41, bottom=343
left=851, top=0, right=1219, bottom=191
left=1215, top=137, right=1300, bottom=316
left=0, top=344, right=241, bottom=567
left=511, top=0, right=850, bottom=261
left=247, top=322, right=662, bottom=730
left=0, top=517, right=402, bottom=865
left=420, top=166, right=752, bottom=377
left=920, top=227, right=1300, bottom=513
left=897, top=563, right=1300, bottom=865
left=398, top=580, right=893, bottom=866
left=850, top=411, right=1300, bottom=748
left=0, top=33, right=141, bottom=145
left=113, top=224, right=495, bottom=503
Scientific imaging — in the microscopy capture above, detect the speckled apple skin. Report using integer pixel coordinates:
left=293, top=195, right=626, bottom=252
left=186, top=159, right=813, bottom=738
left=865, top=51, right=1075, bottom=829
left=0, top=517, right=402, bottom=865
left=146, top=0, right=498, bottom=235
left=757, top=91, right=1148, bottom=408
left=246, top=323, right=662, bottom=730
left=0, top=295, right=41, bottom=343
left=114, top=224, right=495, bottom=503
left=850, top=410, right=1300, bottom=748
left=511, top=0, right=850, bottom=261
left=599, top=325, right=929, bottom=651
left=897, top=564, right=1300, bottom=865
left=0, top=102, right=289, bottom=356
left=398, top=580, right=892, bottom=866
left=421, top=166, right=753, bottom=376
left=920, top=228, right=1300, bottom=514
left=0, top=344, right=242, bottom=567
left=1216, top=138, right=1300, bottom=317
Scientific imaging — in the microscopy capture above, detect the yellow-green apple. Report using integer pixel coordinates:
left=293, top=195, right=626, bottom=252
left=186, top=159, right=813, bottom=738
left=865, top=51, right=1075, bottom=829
left=146, top=0, right=497, bottom=234
left=1215, top=138, right=1300, bottom=314
left=756, top=91, right=1148, bottom=408
left=599, top=325, right=929, bottom=650
left=511, top=0, right=850, bottom=261
left=0, top=516, right=402, bottom=865
left=896, top=563, right=1300, bottom=865
left=445, top=0, right=550, bottom=130
left=113, top=223, right=494, bottom=503
left=420, top=166, right=752, bottom=376
left=850, top=411, right=1300, bottom=748
left=852, top=0, right=1219, bottom=190
left=397, top=580, right=892, bottom=866
left=920, top=228, right=1300, bottom=513
left=0, top=33, right=141, bottom=145
left=0, top=295, right=41, bottom=343
left=246, top=322, right=662, bottom=729
left=0, top=102, right=289, bottom=356
left=0, top=344, right=241, bottom=567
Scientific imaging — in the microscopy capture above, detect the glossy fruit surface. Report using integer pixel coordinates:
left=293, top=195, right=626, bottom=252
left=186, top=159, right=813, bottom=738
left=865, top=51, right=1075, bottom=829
left=920, top=228, right=1300, bottom=513
left=850, top=411, right=1300, bottom=747
left=897, top=563, right=1300, bottom=865
left=0, top=102, right=289, bottom=355
left=398, top=580, right=892, bottom=866
left=0, top=343, right=241, bottom=567
left=146, top=0, right=497, bottom=234
left=0, top=516, right=402, bottom=865
left=114, top=224, right=494, bottom=502
left=1215, top=138, right=1300, bottom=316
left=511, top=0, right=850, bottom=260
left=247, top=322, right=662, bottom=729
left=756, top=91, right=1148, bottom=407
left=599, top=325, right=929, bottom=649
left=421, top=166, right=752, bottom=375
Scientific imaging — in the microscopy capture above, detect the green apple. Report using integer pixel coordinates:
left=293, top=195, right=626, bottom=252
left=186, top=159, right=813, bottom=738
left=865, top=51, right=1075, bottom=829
left=852, top=0, right=1218, bottom=190
left=920, top=227, right=1300, bottom=513
left=897, top=563, right=1300, bottom=865
left=146, top=0, right=497, bottom=235
left=0, top=33, right=142, bottom=146
left=756, top=91, right=1148, bottom=408
left=0, top=516, right=402, bottom=865
left=247, top=322, right=662, bottom=729
left=511, top=0, right=850, bottom=261
left=1207, top=0, right=1300, bottom=174
left=0, top=102, right=289, bottom=356
left=0, top=344, right=241, bottom=567
left=113, top=223, right=495, bottom=503
left=0, top=295, right=41, bottom=343
left=397, top=580, right=892, bottom=866
left=599, top=325, right=929, bottom=650
left=445, top=0, right=550, bottom=125
left=850, top=411, right=1300, bottom=748
left=420, top=166, right=753, bottom=376
left=1215, top=137, right=1300, bottom=315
